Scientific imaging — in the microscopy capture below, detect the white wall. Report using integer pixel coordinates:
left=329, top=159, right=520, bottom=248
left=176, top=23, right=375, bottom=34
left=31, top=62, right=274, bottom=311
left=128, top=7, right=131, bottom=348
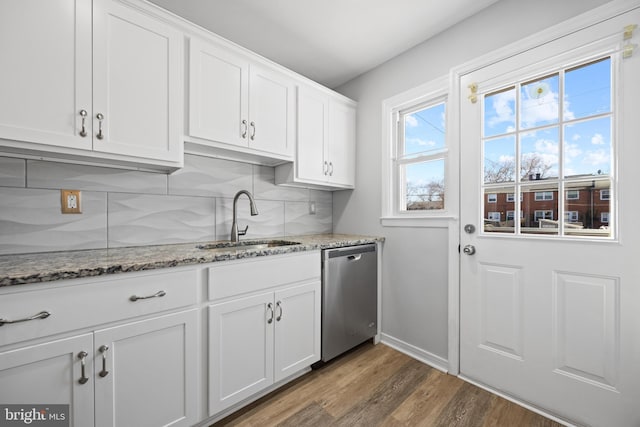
left=333, top=0, right=611, bottom=366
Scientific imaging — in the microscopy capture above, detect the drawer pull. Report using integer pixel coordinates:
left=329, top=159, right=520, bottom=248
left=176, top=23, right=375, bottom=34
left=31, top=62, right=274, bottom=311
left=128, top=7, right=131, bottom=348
left=99, top=345, right=109, bottom=377
left=78, top=351, right=89, bottom=384
left=0, top=310, right=50, bottom=327
left=276, top=301, right=283, bottom=322
left=129, top=290, right=166, bottom=302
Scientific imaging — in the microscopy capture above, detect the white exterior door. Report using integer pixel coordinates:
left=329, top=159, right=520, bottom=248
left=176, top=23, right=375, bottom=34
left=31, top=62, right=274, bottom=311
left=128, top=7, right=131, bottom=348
left=0, top=0, right=92, bottom=150
left=459, top=8, right=640, bottom=427
left=94, top=310, right=198, bottom=427
left=93, top=0, right=182, bottom=162
left=0, top=334, right=95, bottom=427
left=274, top=282, right=321, bottom=382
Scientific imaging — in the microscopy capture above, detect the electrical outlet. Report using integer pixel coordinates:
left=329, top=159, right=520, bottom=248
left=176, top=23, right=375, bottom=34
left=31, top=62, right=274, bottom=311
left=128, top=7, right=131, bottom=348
left=61, top=190, right=82, bottom=214
left=309, top=201, right=316, bottom=215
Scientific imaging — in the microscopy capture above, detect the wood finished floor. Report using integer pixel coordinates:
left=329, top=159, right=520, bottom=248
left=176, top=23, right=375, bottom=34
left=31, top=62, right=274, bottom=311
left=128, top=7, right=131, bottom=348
left=212, top=343, right=564, bottom=427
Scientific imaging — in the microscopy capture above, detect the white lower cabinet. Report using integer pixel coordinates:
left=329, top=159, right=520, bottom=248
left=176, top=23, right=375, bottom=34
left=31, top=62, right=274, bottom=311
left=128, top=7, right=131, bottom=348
left=209, top=281, right=321, bottom=415
left=94, top=310, right=198, bottom=427
left=0, top=333, right=95, bottom=427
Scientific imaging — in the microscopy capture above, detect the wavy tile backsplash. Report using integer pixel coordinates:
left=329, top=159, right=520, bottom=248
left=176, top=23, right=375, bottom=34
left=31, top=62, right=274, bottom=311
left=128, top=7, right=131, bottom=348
left=0, top=154, right=332, bottom=255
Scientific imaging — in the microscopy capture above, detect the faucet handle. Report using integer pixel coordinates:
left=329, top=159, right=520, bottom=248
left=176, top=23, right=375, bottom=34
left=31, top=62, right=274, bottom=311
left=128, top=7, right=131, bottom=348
left=238, top=225, right=249, bottom=236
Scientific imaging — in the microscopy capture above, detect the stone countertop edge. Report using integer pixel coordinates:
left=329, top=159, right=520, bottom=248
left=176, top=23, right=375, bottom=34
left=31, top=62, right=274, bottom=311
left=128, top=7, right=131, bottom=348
left=0, top=234, right=384, bottom=287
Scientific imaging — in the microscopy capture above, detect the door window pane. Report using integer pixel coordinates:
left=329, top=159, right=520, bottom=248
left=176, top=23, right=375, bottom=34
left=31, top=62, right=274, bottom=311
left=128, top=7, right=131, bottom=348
left=520, top=127, right=559, bottom=180
left=522, top=185, right=559, bottom=236
left=563, top=117, right=611, bottom=178
left=564, top=179, right=611, bottom=237
left=484, top=87, right=516, bottom=138
left=520, top=74, right=560, bottom=130
left=483, top=187, right=515, bottom=234
left=565, top=58, right=611, bottom=120
left=484, top=135, right=516, bottom=184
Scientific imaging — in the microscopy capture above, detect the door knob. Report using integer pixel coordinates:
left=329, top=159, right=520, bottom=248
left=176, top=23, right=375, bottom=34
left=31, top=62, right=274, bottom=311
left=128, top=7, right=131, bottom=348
left=463, top=244, right=476, bottom=255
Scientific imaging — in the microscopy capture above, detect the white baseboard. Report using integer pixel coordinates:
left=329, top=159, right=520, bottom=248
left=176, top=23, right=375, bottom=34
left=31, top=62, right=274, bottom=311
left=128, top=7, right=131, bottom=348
left=380, top=333, right=449, bottom=373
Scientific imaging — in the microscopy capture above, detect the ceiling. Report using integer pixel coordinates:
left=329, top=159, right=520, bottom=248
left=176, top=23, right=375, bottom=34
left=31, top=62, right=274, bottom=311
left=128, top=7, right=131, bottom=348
left=148, top=0, right=500, bottom=88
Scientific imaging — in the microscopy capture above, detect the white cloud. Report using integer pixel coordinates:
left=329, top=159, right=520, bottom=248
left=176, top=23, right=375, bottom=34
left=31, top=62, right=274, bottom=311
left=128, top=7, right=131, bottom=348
left=591, top=133, right=605, bottom=145
left=564, top=143, right=582, bottom=161
left=572, top=134, right=581, bottom=141
left=407, top=137, right=436, bottom=147
left=405, top=115, right=418, bottom=127
left=498, top=154, right=515, bottom=163
left=534, top=138, right=559, bottom=154
left=584, top=149, right=609, bottom=166
left=487, top=90, right=515, bottom=127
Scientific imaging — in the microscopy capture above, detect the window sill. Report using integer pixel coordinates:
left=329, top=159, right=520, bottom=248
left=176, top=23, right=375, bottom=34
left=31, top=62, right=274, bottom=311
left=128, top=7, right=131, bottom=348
left=380, top=215, right=457, bottom=228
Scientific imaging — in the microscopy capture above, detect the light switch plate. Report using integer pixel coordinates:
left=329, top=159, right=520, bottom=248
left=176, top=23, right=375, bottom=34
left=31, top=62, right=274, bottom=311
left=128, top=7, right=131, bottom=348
left=61, top=190, right=82, bottom=214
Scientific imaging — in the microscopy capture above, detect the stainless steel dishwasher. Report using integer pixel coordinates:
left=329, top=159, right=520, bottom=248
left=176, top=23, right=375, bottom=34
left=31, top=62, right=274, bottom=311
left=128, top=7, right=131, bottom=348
left=321, top=244, right=377, bottom=362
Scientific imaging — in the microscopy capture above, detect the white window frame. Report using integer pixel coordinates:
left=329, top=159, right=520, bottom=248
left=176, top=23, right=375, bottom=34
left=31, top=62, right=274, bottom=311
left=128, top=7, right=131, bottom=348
left=487, top=193, right=497, bottom=203
left=506, top=210, right=524, bottom=220
left=534, top=210, right=554, bottom=221
left=566, top=190, right=580, bottom=200
left=488, top=212, right=501, bottom=221
left=601, top=212, right=610, bottom=223
left=506, top=193, right=523, bottom=203
left=565, top=211, right=579, bottom=222
left=600, top=189, right=610, bottom=200
left=534, top=191, right=554, bottom=201
left=381, top=75, right=455, bottom=227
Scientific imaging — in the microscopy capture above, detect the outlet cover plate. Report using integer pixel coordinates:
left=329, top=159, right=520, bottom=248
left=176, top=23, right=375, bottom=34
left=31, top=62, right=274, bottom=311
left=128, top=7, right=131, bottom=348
left=61, top=190, right=82, bottom=214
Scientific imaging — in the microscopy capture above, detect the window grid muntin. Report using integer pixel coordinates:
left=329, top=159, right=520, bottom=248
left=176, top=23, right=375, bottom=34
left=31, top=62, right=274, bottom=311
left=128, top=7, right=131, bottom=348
left=481, top=56, right=614, bottom=239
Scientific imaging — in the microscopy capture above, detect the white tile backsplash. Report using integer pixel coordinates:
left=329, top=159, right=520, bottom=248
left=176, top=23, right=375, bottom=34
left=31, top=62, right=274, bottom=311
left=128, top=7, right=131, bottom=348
left=0, top=155, right=333, bottom=254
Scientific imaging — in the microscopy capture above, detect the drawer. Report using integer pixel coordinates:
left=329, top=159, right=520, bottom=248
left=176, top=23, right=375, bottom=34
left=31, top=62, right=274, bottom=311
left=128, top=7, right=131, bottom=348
left=208, top=251, right=320, bottom=301
left=0, top=268, right=197, bottom=347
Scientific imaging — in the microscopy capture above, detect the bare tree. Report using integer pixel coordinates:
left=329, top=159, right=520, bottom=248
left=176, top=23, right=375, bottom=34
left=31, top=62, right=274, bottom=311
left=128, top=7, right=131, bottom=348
left=406, top=179, right=444, bottom=210
left=484, top=154, right=553, bottom=183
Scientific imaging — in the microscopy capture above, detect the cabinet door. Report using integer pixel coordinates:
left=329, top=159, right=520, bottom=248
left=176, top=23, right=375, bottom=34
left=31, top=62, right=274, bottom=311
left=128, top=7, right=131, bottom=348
left=209, top=292, right=274, bottom=416
left=274, top=281, right=321, bottom=382
left=94, top=310, right=198, bottom=427
left=0, top=333, right=95, bottom=427
left=296, top=86, right=329, bottom=183
left=188, top=38, right=249, bottom=148
left=328, top=100, right=356, bottom=187
left=92, top=0, right=182, bottom=162
left=248, top=65, right=295, bottom=157
left=0, top=0, right=92, bottom=150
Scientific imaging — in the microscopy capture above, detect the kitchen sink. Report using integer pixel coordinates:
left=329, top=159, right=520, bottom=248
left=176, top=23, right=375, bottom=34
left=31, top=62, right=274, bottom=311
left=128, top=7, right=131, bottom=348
left=196, top=240, right=300, bottom=252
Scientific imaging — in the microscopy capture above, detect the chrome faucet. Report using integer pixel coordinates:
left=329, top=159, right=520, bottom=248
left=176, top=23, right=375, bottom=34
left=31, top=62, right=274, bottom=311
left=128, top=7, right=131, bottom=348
left=230, top=190, right=259, bottom=242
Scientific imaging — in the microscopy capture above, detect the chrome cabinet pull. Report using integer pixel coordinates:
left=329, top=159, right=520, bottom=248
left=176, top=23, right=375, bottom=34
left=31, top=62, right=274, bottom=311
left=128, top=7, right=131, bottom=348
left=99, top=345, right=109, bottom=377
left=329, top=162, right=334, bottom=176
left=130, top=290, right=166, bottom=302
left=275, top=301, right=283, bottom=322
left=78, top=351, right=89, bottom=384
left=96, top=113, right=104, bottom=140
left=79, top=110, right=88, bottom=137
left=250, top=121, right=256, bottom=140
left=323, top=161, right=328, bottom=175
left=241, top=119, right=248, bottom=138
left=267, top=303, right=274, bottom=324
left=0, top=310, right=50, bottom=327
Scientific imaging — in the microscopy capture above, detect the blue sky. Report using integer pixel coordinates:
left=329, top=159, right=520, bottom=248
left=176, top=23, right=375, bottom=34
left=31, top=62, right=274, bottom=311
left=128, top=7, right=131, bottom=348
left=483, top=57, right=612, bottom=180
left=402, top=103, right=446, bottom=190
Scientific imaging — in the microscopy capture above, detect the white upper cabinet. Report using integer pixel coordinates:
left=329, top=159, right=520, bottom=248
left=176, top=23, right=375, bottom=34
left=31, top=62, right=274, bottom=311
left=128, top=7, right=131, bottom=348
left=0, top=0, right=92, bottom=151
left=0, top=0, right=183, bottom=171
left=276, top=84, right=356, bottom=190
left=92, top=0, right=183, bottom=163
left=188, top=38, right=295, bottom=161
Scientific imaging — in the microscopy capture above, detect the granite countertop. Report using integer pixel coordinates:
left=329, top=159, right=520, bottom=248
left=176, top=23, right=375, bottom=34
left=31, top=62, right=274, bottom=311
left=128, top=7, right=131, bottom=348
left=0, top=234, right=383, bottom=287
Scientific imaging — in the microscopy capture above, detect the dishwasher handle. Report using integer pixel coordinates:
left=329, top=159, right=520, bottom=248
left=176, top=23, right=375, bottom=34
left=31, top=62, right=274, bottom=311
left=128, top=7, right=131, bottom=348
left=324, top=244, right=376, bottom=260
left=347, top=254, right=362, bottom=261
